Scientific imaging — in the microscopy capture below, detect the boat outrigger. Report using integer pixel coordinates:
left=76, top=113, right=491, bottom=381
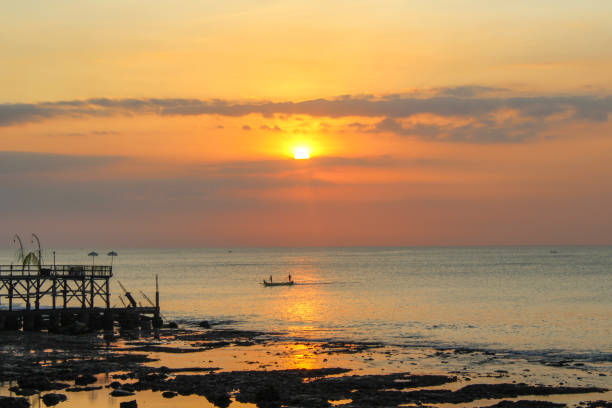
left=263, top=280, right=294, bottom=287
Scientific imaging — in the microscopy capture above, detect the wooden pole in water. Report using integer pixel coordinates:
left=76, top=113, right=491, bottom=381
left=52, top=276, right=56, bottom=310
left=90, top=272, right=94, bottom=309
left=35, top=276, right=40, bottom=310
left=105, top=278, right=110, bottom=309
left=81, top=275, right=86, bottom=308
left=155, top=275, right=159, bottom=309
left=155, top=275, right=160, bottom=319
left=26, top=279, right=30, bottom=310
left=8, top=279, right=13, bottom=311
left=63, top=279, right=67, bottom=308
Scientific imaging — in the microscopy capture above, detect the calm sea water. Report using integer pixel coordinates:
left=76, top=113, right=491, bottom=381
left=1, top=246, right=611, bottom=358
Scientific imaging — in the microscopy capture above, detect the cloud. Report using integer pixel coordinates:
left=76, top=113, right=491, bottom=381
left=0, top=151, right=122, bottom=176
left=1, top=90, right=610, bottom=143
left=0, top=151, right=463, bottom=217
left=0, top=154, right=384, bottom=216
left=0, top=103, right=60, bottom=127
left=368, top=117, right=543, bottom=143
left=259, top=124, right=283, bottom=131
left=433, top=85, right=509, bottom=98
left=190, top=155, right=456, bottom=178
left=1, top=92, right=610, bottom=124
left=45, top=130, right=121, bottom=138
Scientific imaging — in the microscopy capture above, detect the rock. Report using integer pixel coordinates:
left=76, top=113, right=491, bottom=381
left=41, top=393, right=67, bottom=407
left=198, top=320, right=211, bottom=329
left=255, top=384, right=281, bottom=404
left=162, top=391, right=178, bottom=398
left=288, top=394, right=331, bottom=407
left=110, top=389, right=135, bottom=397
left=121, top=384, right=135, bottom=392
left=16, top=375, right=68, bottom=393
left=119, top=400, right=137, bottom=408
left=17, top=375, right=50, bottom=390
left=0, top=396, right=30, bottom=408
left=481, top=400, right=566, bottom=408
left=74, top=374, right=97, bottom=386
left=65, top=386, right=103, bottom=392
left=68, top=321, right=89, bottom=335
left=584, top=402, right=612, bottom=408
left=108, top=381, right=122, bottom=389
left=205, top=391, right=231, bottom=408
left=8, top=387, right=37, bottom=396
left=167, top=322, right=178, bottom=329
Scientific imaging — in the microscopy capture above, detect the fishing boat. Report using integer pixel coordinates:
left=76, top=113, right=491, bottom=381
left=263, top=279, right=294, bottom=287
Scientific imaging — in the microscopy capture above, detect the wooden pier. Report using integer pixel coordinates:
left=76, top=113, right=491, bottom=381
left=0, top=264, right=113, bottom=310
left=0, top=264, right=162, bottom=332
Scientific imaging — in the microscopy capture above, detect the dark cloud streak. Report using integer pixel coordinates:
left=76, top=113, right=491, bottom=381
left=0, top=151, right=121, bottom=175
left=1, top=91, right=610, bottom=143
left=2, top=93, right=610, bottom=126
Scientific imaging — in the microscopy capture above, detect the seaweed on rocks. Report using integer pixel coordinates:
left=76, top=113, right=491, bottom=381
left=318, top=341, right=384, bottom=354
left=74, top=374, right=97, bottom=385
left=65, top=385, right=103, bottom=392
left=582, top=402, right=612, bottom=408
left=347, top=383, right=608, bottom=407
left=175, top=329, right=272, bottom=342
left=479, top=400, right=567, bottom=408
left=1, top=326, right=610, bottom=408
left=124, top=368, right=459, bottom=407
left=0, top=396, right=30, bottom=408
left=41, top=393, right=67, bottom=407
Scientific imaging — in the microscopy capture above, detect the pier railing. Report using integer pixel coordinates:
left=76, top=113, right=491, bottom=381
left=0, top=264, right=112, bottom=278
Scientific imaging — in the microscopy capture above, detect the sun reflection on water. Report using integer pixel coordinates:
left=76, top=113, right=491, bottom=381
left=267, top=265, right=326, bottom=330
left=286, top=343, right=317, bottom=369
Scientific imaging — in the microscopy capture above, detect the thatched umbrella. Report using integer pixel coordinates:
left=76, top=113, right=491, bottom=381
left=107, top=251, right=118, bottom=266
left=88, top=251, right=98, bottom=267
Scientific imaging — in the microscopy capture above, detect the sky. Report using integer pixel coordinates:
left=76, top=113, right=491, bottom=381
left=1, top=1, right=612, bottom=247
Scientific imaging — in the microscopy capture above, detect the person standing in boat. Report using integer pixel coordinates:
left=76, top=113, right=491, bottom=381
left=288, top=273, right=292, bottom=282
left=269, top=275, right=273, bottom=283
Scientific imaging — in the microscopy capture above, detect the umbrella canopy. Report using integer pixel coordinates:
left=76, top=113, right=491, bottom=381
left=88, top=251, right=98, bottom=267
left=107, top=250, right=118, bottom=266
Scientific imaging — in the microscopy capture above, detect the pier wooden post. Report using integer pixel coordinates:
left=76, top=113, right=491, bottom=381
left=90, top=272, right=94, bottom=309
left=105, top=278, right=110, bottom=309
left=8, top=280, right=13, bottom=311
left=155, top=275, right=160, bottom=317
left=26, top=280, right=31, bottom=311
left=63, top=279, right=67, bottom=308
left=52, top=276, right=57, bottom=310
left=81, top=275, right=86, bottom=308
left=35, top=276, right=40, bottom=310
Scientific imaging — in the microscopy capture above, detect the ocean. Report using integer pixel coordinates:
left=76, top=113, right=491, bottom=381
left=2, top=246, right=610, bottom=359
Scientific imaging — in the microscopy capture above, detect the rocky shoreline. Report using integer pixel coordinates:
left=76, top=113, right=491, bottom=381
left=0, top=325, right=610, bottom=408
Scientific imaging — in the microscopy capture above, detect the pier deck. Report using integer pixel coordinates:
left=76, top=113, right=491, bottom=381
left=1, top=264, right=162, bottom=331
left=0, top=264, right=112, bottom=310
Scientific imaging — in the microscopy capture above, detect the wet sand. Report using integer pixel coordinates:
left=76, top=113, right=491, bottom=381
left=0, top=323, right=610, bottom=408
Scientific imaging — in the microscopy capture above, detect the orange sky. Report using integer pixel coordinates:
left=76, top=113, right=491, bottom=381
left=1, top=1, right=611, bottom=246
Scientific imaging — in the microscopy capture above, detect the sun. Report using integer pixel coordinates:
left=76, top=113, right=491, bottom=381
left=294, top=147, right=310, bottom=160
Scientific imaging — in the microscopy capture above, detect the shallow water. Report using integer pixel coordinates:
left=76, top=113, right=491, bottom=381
left=2, top=246, right=610, bottom=359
